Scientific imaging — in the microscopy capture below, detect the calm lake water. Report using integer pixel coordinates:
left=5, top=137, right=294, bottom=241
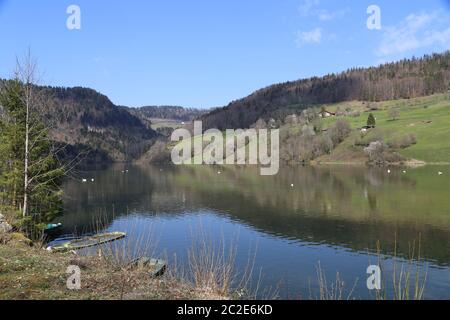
left=57, top=164, right=450, bottom=299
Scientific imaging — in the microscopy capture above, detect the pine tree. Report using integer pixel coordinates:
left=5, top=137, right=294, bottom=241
left=0, top=80, right=25, bottom=211
left=367, top=113, right=376, bottom=127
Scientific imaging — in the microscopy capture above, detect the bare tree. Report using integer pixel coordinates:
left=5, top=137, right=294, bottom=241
left=364, top=141, right=386, bottom=164
left=14, top=51, right=38, bottom=218
left=388, top=108, right=400, bottom=121
left=13, top=51, right=81, bottom=222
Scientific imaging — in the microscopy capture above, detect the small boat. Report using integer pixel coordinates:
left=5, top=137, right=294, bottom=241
left=48, top=231, right=126, bottom=252
left=44, top=223, right=63, bottom=239
left=44, top=223, right=62, bottom=232
left=128, top=257, right=167, bottom=278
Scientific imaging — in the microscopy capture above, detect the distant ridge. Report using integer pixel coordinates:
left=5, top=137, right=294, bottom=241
left=201, top=52, right=450, bottom=130
left=0, top=81, right=160, bottom=162
left=128, top=105, right=207, bottom=122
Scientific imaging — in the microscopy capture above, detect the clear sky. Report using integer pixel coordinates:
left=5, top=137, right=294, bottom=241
left=1, top=0, right=450, bottom=108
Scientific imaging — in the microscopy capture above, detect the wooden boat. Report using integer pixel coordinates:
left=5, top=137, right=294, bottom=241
left=48, top=231, right=126, bottom=252
left=44, top=223, right=62, bottom=233
left=128, top=257, right=167, bottom=278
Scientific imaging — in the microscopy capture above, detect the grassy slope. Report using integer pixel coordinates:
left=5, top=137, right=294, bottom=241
left=318, top=94, right=450, bottom=163
left=0, top=240, right=219, bottom=300
left=150, top=118, right=185, bottom=130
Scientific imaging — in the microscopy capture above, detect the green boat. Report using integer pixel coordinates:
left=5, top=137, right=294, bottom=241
left=128, top=257, right=167, bottom=278
left=48, top=231, right=126, bottom=252
left=44, top=223, right=62, bottom=232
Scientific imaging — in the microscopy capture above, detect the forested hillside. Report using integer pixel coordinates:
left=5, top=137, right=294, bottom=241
left=0, top=82, right=160, bottom=162
left=202, top=52, right=450, bottom=130
left=43, top=86, right=160, bottom=162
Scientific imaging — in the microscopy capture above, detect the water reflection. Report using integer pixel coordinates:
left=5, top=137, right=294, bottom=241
left=59, top=164, right=450, bottom=298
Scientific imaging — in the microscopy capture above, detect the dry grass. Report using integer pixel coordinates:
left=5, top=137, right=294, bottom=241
left=163, top=225, right=274, bottom=300
left=0, top=236, right=215, bottom=300
left=308, top=262, right=358, bottom=300
left=372, top=237, right=428, bottom=300
left=184, top=230, right=250, bottom=299
left=307, top=236, right=428, bottom=301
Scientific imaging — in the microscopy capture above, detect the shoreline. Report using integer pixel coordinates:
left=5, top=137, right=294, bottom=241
left=309, top=158, right=450, bottom=168
left=0, top=234, right=229, bottom=300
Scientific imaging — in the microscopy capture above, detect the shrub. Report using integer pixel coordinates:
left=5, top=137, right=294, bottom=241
left=280, top=119, right=351, bottom=163
left=388, top=133, right=417, bottom=149
left=301, top=125, right=316, bottom=137
left=328, top=119, right=351, bottom=146
left=388, top=108, right=400, bottom=121
left=316, top=134, right=334, bottom=155
left=383, top=152, right=405, bottom=163
left=364, top=141, right=386, bottom=164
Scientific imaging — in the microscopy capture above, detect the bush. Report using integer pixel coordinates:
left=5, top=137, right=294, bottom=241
left=364, top=141, right=386, bottom=164
left=301, top=125, right=315, bottom=137
left=383, top=152, right=405, bottom=163
left=388, top=108, right=400, bottom=121
left=316, top=134, right=334, bottom=155
left=388, top=133, right=417, bottom=149
left=328, top=119, right=351, bottom=146
left=280, top=119, right=351, bottom=163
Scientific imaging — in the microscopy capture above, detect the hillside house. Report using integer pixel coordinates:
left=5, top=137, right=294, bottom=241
left=320, top=109, right=336, bottom=118
left=360, top=125, right=375, bottom=133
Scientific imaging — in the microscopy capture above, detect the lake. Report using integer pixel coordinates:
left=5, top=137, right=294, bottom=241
left=57, top=164, right=450, bottom=299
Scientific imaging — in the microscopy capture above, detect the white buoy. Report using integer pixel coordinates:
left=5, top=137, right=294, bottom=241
left=291, top=184, right=294, bottom=188
left=82, top=179, right=87, bottom=183
left=218, top=171, right=221, bottom=175
left=439, top=172, right=443, bottom=175
left=387, top=170, right=391, bottom=174
left=91, top=178, right=95, bottom=182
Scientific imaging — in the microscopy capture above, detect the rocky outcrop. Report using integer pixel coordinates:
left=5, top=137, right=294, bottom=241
left=0, top=214, right=13, bottom=234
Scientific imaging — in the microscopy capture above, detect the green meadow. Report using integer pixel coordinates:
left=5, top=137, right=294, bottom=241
left=320, top=94, right=450, bottom=163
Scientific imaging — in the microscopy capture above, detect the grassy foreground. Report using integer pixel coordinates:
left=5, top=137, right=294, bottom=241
left=0, top=236, right=227, bottom=300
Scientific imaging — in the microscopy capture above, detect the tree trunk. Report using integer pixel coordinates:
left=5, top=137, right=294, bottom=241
left=23, top=88, right=30, bottom=218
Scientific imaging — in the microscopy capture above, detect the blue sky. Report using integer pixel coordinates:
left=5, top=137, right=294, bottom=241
left=1, top=0, right=450, bottom=108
